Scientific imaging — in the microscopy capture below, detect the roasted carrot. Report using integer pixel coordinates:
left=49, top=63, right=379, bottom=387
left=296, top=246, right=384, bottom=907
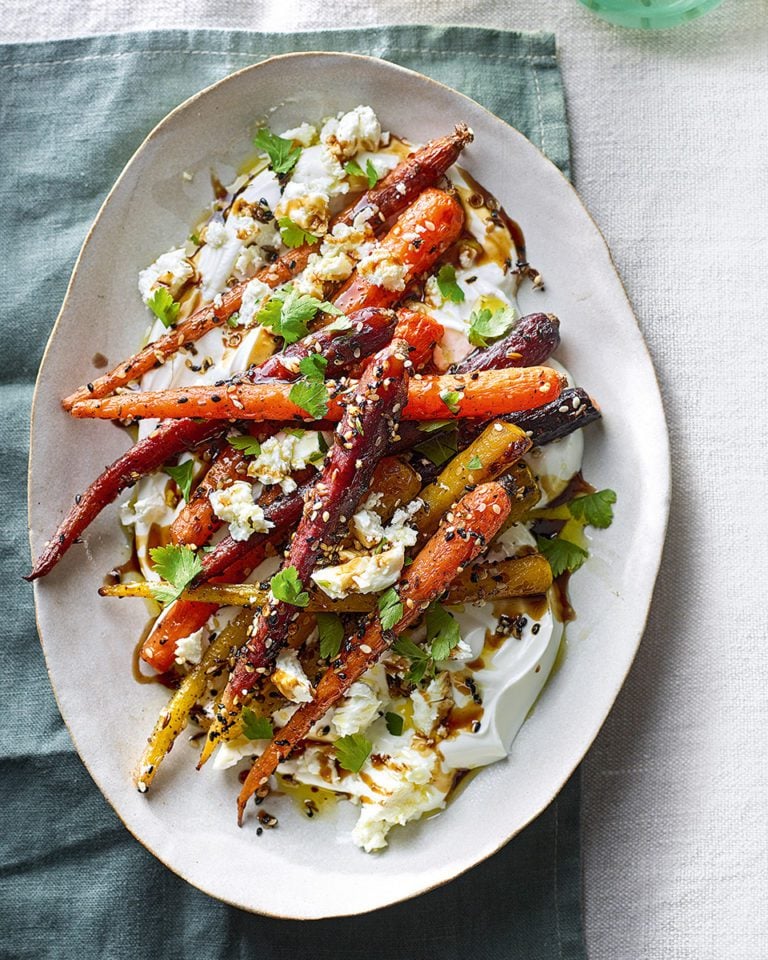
left=236, top=479, right=512, bottom=820
left=103, top=554, right=554, bottom=610
left=29, top=308, right=395, bottom=580
left=140, top=540, right=272, bottom=673
left=333, top=189, right=464, bottom=315
left=63, top=127, right=472, bottom=409
left=70, top=366, right=563, bottom=422
left=25, top=418, right=223, bottom=581
left=169, top=443, right=245, bottom=545
left=141, top=484, right=310, bottom=672
left=393, top=309, right=444, bottom=371
left=451, top=312, right=561, bottom=374
left=205, top=341, right=410, bottom=750
left=135, top=611, right=252, bottom=792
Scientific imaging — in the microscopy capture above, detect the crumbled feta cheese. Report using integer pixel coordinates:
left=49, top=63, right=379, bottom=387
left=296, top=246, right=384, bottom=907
left=293, top=214, right=376, bottom=296
left=119, top=491, right=169, bottom=528
left=246, top=431, right=325, bottom=493
left=410, top=672, right=452, bottom=735
left=238, top=277, right=273, bottom=327
left=279, top=122, right=318, bottom=147
left=322, top=105, right=382, bottom=159
left=356, top=247, right=408, bottom=291
left=274, top=143, right=348, bottom=236
left=205, top=220, right=229, bottom=248
left=209, top=481, right=273, bottom=541
left=138, top=246, right=194, bottom=303
left=351, top=499, right=422, bottom=550
left=459, top=245, right=479, bottom=270
left=276, top=187, right=331, bottom=235
left=350, top=745, right=444, bottom=852
left=174, top=627, right=206, bottom=666
left=312, top=544, right=404, bottom=599
left=332, top=664, right=389, bottom=737
left=424, top=275, right=442, bottom=308
left=272, top=649, right=314, bottom=704
left=212, top=735, right=258, bottom=771
left=351, top=508, right=386, bottom=549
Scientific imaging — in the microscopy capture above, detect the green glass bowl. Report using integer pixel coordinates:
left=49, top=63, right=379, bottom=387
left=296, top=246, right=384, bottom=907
left=577, top=0, right=724, bottom=29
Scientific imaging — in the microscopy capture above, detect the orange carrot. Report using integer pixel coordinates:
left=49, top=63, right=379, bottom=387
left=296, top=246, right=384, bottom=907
left=140, top=542, right=272, bottom=674
left=62, top=128, right=472, bottom=410
left=393, top=309, right=444, bottom=371
left=332, top=188, right=464, bottom=315
left=70, top=366, right=563, bottom=422
left=169, top=444, right=246, bottom=546
left=235, top=479, right=512, bottom=821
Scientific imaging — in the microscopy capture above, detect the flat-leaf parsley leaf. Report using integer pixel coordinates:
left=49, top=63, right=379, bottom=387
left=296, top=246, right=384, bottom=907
left=335, top=733, right=372, bottom=773
left=317, top=612, right=344, bottom=660
left=378, top=587, right=403, bottom=631
left=270, top=566, right=309, bottom=607
left=436, top=264, right=465, bottom=303
left=228, top=435, right=262, bottom=457
left=253, top=128, right=302, bottom=175
left=439, top=389, right=461, bottom=415
left=425, top=600, right=461, bottom=662
left=278, top=217, right=319, bottom=248
left=256, top=287, right=323, bottom=345
left=467, top=304, right=517, bottom=348
left=147, top=288, right=180, bottom=328
left=241, top=708, right=274, bottom=741
left=536, top=536, right=588, bottom=578
left=163, top=461, right=195, bottom=503
left=568, top=489, right=617, bottom=529
left=149, top=544, right=203, bottom=604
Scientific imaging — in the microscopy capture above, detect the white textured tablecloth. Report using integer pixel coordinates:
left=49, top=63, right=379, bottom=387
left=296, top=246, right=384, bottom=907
left=4, top=1, right=767, bottom=957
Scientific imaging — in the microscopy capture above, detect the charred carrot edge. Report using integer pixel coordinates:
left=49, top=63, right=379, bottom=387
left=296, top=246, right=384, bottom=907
left=235, top=479, right=512, bottom=821
left=332, top=188, right=464, bottom=315
left=62, top=127, right=472, bottom=409
left=206, top=342, right=410, bottom=753
left=69, top=366, right=564, bottom=422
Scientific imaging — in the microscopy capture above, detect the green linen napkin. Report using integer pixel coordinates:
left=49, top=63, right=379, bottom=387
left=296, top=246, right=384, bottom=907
left=0, top=26, right=582, bottom=959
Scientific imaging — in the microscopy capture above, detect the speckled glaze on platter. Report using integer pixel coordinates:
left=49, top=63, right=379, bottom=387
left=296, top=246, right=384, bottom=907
left=28, top=52, right=670, bottom=918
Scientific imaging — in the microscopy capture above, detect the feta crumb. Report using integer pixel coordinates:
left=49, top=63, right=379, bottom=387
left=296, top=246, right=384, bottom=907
left=279, top=122, right=318, bottom=147
left=410, top=672, right=452, bottom=735
left=119, top=491, right=169, bottom=528
left=274, top=143, right=348, bottom=236
left=205, top=221, right=229, bottom=249
left=332, top=664, right=389, bottom=737
left=276, top=187, right=330, bottom=235
left=351, top=508, right=386, bottom=549
left=322, top=105, right=382, bottom=159
left=351, top=745, right=444, bottom=852
left=238, top=277, right=273, bottom=326
left=356, top=247, right=408, bottom=292
left=311, top=544, right=404, bottom=599
left=138, top=246, right=194, bottom=303
left=351, top=499, right=422, bottom=550
left=272, top=649, right=314, bottom=704
left=212, top=735, right=258, bottom=771
left=209, top=481, right=273, bottom=541
left=246, top=431, right=325, bottom=493
left=174, top=627, right=206, bottom=666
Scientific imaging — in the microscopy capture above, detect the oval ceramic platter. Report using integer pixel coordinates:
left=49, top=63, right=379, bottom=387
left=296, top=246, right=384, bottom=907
left=28, top=52, right=670, bottom=918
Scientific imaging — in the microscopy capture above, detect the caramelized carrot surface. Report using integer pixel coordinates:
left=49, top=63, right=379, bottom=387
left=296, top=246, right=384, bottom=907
left=70, top=366, right=563, bottom=422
